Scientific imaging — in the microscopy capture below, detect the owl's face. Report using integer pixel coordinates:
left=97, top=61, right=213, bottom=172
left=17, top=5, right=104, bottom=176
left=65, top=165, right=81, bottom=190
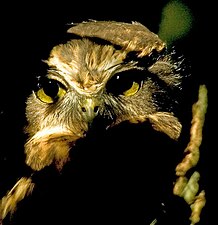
left=24, top=21, right=185, bottom=172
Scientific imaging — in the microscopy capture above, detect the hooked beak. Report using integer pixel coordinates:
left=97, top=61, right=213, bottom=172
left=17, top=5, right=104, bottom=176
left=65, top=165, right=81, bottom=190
left=80, top=98, right=100, bottom=125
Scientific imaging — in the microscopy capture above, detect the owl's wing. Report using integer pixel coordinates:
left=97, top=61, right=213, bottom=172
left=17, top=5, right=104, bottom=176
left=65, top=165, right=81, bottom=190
left=148, top=112, right=182, bottom=140
left=67, top=20, right=166, bottom=57
left=25, top=128, right=82, bottom=171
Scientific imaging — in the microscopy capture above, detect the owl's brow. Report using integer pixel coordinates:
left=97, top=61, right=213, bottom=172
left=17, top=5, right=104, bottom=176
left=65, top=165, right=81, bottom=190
left=105, top=63, right=122, bottom=72
left=106, top=60, right=140, bottom=73
left=46, top=69, right=70, bottom=89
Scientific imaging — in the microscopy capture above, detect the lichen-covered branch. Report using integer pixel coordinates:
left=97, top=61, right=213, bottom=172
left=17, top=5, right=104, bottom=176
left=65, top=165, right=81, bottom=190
left=190, top=190, right=206, bottom=225
left=173, top=84, right=208, bottom=225
left=175, top=85, right=208, bottom=176
left=0, top=177, right=34, bottom=223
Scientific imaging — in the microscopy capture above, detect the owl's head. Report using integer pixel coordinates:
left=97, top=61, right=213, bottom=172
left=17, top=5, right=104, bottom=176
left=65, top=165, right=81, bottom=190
left=24, top=20, right=188, bottom=171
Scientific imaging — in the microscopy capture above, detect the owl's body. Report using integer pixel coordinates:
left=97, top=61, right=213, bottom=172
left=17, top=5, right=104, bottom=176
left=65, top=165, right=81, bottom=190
left=0, top=20, right=194, bottom=225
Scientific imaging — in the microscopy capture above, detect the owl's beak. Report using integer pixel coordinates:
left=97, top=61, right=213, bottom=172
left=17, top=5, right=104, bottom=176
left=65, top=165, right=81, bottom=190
left=81, top=98, right=100, bottom=124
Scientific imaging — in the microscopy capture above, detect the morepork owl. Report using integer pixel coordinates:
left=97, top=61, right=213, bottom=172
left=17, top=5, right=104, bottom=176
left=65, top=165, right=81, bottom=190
left=1, top=20, right=207, bottom=225
left=24, top=20, right=184, bottom=172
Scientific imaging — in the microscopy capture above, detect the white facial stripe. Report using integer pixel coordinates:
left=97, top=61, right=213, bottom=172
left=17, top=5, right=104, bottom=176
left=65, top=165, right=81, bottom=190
left=32, top=126, right=83, bottom=141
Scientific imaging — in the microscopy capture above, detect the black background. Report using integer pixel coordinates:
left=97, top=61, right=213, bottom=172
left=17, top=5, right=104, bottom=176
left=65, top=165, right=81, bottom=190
left=0, top=1, right=210, bottom=225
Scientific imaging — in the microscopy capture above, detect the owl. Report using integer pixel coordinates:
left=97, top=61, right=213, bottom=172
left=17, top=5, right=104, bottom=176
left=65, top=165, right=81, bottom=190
left=24, top=20, right=185, bottom=172
left=1, top=20, right=194, bottom=225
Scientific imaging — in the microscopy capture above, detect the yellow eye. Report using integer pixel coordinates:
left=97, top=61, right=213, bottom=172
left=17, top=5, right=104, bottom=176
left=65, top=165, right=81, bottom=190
left=36, top=78, right=66, bottom=103
left=106, top=69, right=143, bottom=97
left=123, top=81, right=139, bottom=96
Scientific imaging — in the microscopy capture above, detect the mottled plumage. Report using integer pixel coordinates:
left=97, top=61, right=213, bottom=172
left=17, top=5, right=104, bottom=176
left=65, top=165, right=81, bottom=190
left=1, top=20, right=190, bottom=224
left=24, top=20, right=185, bottom=172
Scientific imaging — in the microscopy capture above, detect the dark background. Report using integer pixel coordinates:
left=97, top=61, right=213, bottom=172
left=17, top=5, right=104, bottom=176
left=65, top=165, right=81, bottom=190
left=0, top=1, right=210, bottom=225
